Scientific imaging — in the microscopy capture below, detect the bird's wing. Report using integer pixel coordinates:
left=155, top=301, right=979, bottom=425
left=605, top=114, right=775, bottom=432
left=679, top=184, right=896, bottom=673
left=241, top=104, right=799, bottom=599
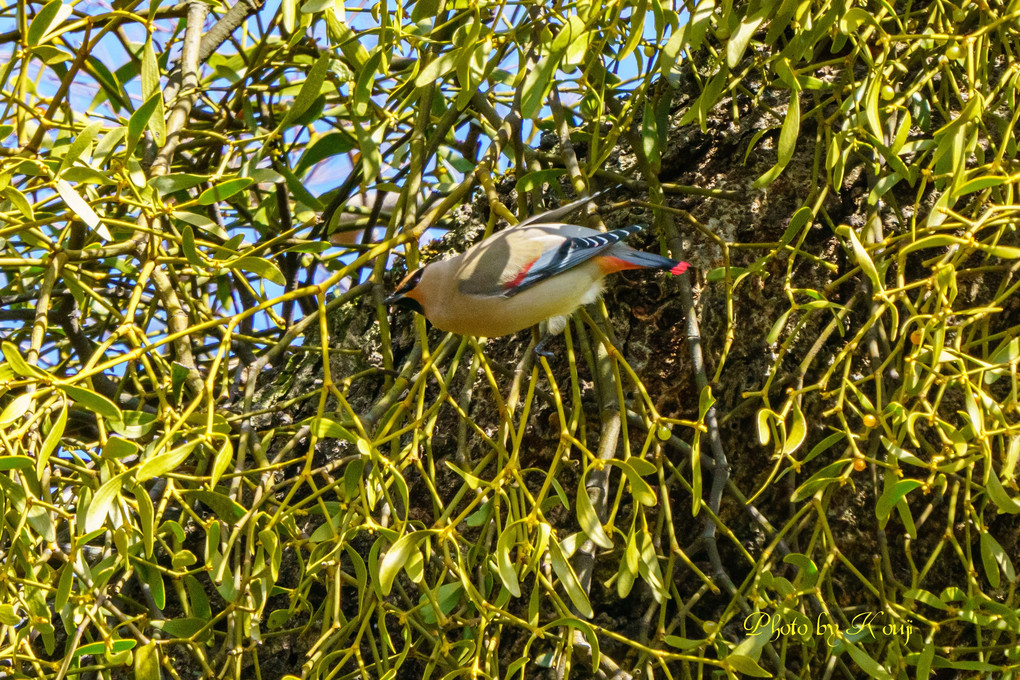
left=500, top=224, right=642, bottom=297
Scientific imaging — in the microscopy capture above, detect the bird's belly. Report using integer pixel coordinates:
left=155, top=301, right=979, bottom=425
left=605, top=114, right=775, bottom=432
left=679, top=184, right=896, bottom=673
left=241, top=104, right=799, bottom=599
left=432, top=269, right=604, bottom=337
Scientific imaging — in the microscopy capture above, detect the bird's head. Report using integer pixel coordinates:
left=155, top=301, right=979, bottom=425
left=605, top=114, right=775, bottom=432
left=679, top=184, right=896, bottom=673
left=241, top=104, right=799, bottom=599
left=385, top=267, right=426, bottom=315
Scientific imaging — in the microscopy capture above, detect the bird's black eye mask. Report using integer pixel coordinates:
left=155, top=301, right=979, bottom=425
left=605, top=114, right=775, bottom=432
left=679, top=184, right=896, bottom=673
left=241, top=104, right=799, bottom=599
left=385, top=268, right=426, bottom=315
left=392, top=296, right=424, bottom=315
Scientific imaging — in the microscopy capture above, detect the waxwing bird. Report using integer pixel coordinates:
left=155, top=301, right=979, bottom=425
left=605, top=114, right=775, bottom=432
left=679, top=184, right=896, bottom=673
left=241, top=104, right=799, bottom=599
left=386, top=199, right=689, bottom=353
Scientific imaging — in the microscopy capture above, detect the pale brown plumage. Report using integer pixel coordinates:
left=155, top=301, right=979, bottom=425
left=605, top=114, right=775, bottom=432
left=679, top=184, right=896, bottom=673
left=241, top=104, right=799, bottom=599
left=387, top=221, right=689, bottom=340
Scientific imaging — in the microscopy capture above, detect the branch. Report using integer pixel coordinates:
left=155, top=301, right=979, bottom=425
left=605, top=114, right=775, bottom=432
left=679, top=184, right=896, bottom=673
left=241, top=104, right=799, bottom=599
left=150, top=1, right=209, bottom=177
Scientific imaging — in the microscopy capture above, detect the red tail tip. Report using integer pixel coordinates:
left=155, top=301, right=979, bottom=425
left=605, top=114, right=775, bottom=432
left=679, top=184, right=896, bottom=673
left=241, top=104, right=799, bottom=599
left=670, top=261, right=690, bottom=275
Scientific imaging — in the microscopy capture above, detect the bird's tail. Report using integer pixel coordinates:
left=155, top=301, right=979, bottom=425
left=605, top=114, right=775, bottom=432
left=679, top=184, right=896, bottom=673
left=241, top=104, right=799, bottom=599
left=603, top=248, right=690, bottom=275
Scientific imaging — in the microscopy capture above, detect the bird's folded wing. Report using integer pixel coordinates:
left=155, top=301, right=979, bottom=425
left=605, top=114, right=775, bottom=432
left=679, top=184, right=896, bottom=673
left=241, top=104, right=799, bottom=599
left=501, top=224, right=642, bottom=297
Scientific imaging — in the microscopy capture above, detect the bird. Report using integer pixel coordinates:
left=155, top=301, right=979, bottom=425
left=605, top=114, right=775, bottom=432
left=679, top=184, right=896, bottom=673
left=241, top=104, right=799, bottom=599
left=386, top=195, right=690, bottom=354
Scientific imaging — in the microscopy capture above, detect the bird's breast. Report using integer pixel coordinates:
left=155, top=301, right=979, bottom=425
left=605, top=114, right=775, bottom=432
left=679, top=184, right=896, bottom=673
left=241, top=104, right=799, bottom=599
left=428, top=262, right=605, bottom=337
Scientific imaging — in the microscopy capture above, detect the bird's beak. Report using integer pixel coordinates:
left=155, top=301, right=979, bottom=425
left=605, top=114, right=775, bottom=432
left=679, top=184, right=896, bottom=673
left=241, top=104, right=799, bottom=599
left=384, top=292, right=403, bottom=306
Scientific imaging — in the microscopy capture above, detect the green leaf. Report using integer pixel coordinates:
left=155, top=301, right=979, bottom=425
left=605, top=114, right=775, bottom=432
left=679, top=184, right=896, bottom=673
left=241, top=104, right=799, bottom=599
left=782, top=399, right=807, bottom=454
left=791, top=460, right=850, bottom=502
left=955, top=174, right=1006, bottom=196
left=548, top=531, right=593, bottom=618
left=61, top=166, right=115, bottom=185
left=725, top=11, right=765, bottom=69
left=181, top=225, right=203, bottom=268
left=3, top=341, right=49, bottom=379
left=55, top=178, right=111, bottom=239
left=783, top=553, right=819, bottom=587
left=755, top=93, right=800, bottom=187
left=229, top=256, right=286, bottom=286
left=618, top=0, right=647, bottom=62
left=616, top=460, right=657, bottom=507
left=308, top=416, right=357, bottom=441
left=85, top=472, right=126, bottom=533
left=415, top=49, right=460, bottom=88
left=37, top=402, right=66, bottom=474
left=419, top=582, right=462, bottom=624
left=904, top=588, right=948, bottom=610
left=725, top=653, right=772, bottom=677
left=59, top=121, right=103, bottom=174
left=109, top=410, right=158, bottom=439
left=0, top=393, right=34, bottom=426
left=136, top=439, right=200, bottom=481
left=277, top=164, right=323, bottom=210
left=3, top=186, right=34, bottom=220
left=184, top=574, right=211, bottom=619
left=562, top=16, right=590, bottom=69
left=103, top=436, right=139, bottom=459
left=978, top=243, right=1020, bottom=259
left=628, top=456, right=656, bottom=476
left=125, top=91, right=163, bottom=158
left=520, top=48, right=563, bottom=120
left=139, top=562, right=166, bottom=609
left=153, top=617, right=206, bottom=639
left=841, top=225, right=883, bottom=292
left=616, top=534, right=638, bottom=598
left=691, top=385, right=715, bottom=515
left=283, top=54, right=332, bottom=127
left=642, top=100, right=661, bottom=172
left=133, top=485, right=155, bottom=557
left=0, top=604, right=20, bottom=625
left=496, top=522, right=522, bottom=597
left=141, top=39, right=160, bottom=96
left=0, top=456, right=33, bottom=470
left=635, top=529, right=665, bottom=601
left=55, top=563, right=73, bottom=610
left=326, top=11, right=369, bottom=68
left=660, top=23, right=688, bottom=81
left=378, top=531, right=430, bottom=595
left=980, top=531, right=1013, bottom=588
left=57, top=383, right=123, bottom=422
left=779, top=206, right=813, bottom=247
left=27, top=0, right=66, bottom=45
left=198, top=177, right=253, bottom=205
left=76, top=639, right=136, bottom=657
left=841, top=641, right=893, bottom=679
left=838, top=7, right=875, bottom=34
left=876, top=479, right=923, bottom=522
left=302, top=0, right=335, bottom=12
left=985, top=469, right=1020, bottom=514
left=576, top=470, right=613, bottom=549
left=296, top=131, right=355, bottom=175
left=150, top=173, right=209, bottom=197
left=134, top=642, right=160, bottom=680
left=209, top=437, right=233, bottom=487
left=664, top=635, right=703, bottom=650
left=182, top=490, right=246, bottom=522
